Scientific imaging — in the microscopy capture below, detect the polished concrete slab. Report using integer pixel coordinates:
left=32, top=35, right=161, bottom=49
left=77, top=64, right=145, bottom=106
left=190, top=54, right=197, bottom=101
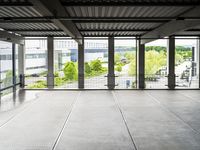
left=0, top=90, right=200, bottom=150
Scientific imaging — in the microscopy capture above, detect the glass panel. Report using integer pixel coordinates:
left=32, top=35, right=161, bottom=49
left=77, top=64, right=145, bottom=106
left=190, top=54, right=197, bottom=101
left=84, top=38, right=108, bottom=89
left=24, top=39, right=47, bottom=89
left=54, top=38, right=78, bottom=89
left=145, top=39, right=168, bottom=89
left=175, top=37, right=199, bottom=88
left=0, top=41, right=13, bottom=96
left=114, top=38, right=137, bottom=89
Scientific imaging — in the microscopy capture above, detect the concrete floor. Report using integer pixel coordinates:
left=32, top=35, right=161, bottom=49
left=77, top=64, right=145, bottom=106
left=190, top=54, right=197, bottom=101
left=0, top=90, right=200, bottom=150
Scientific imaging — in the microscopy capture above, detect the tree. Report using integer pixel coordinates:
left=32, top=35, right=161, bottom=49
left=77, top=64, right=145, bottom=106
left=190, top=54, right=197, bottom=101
left=145, top=50, right=167, bottom=77
left=124, top=52, right=135, bottom=61
left=115, top=65, right=122, bottom=72
left=90, top=59, right=103, bottom=72
left=128, top=59, right=136, bottom=76
left=85, top=62, right=92, bottom=74
left=114, top=53, right=121, bottom=64
left=63, top=62, right=78, bottom=81
left=3, top=70, right=12, bottom=87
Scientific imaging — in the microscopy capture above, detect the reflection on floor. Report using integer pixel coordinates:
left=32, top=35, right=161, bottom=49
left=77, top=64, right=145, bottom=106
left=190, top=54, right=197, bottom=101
left=0, top=90, right=200, bottom=150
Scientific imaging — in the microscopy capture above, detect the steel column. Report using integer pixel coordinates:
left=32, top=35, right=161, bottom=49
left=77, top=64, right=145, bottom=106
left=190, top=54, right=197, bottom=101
left=78, top=38, right=84, bottom=89
left=108, top=36, right=115, bottom=89
left=137, top=38, right=145, bottom=89
left=167, top=36, right=176, bottom=89
left=18, top=44, right=25, bottom=88
left=47, top=37, right=54, bottom=89
left=12, top=43, right=16, bottom=92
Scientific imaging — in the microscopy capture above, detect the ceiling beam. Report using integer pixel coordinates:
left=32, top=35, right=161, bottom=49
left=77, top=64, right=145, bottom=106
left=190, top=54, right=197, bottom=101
left=0, top=20, right=52, bottom=23
left=29, top=0, right=83, bottom=44
left=0, top=1, right=32, bottom=6
left=61, top=1, right=199, bottom=7
left=80, top=29, right=151, bottom=32
left=9, top=29, right=63, bottom=32
left=141, top=6, right=200, bottom=44
left=0, top=30, right=24, bottom=45
left=2, top=16, right=200, bottom=23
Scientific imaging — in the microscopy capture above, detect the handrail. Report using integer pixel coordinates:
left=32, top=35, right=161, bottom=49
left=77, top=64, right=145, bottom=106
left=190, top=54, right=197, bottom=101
left=0, top=82, right=21, bottom=92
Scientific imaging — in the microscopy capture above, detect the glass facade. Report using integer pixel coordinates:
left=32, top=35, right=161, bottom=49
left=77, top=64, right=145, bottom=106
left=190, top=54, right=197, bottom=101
left=114, top=38, right=137, bottom=89
left=175, top=38, right=199, bottom=88
left=24, top=39, right=47, bottom=89
left=0, top=41, right=13, bottom=96
left=54, top=39, right=78, bottom=89
left=1, top=37, right=200, bottom=96
left=145, top=39, right=168, bottom=89
left=84, top=38, right=108, bottom=89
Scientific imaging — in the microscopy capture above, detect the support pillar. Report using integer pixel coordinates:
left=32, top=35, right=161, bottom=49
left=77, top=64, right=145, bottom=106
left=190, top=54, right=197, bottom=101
left=12, top=43, right=16, bottom=92
left=47, top=37, right=54, bottom=89
left=78, top=38, right=84, bottom=89
left=108, top=36, right=115, bottom=89
left=197, top=37, right=200, bottom=88
left=18, top=44, right=25, bottom=88
left=167, top=36, right=175, bottom=89
left=137, top=38, right=145, bottom=89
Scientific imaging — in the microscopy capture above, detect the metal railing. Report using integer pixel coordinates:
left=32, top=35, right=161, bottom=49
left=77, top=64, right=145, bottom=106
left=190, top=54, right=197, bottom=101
left=145, top=74, right=168, bottom=89
left=22, top=73, right=200, bottom=90
left=115, top=75, right=136, bottom=89
left=0, top=76, right=21, bottom=96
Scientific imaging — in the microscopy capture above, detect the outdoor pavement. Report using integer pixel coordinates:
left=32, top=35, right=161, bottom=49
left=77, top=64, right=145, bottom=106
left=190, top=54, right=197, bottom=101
left=0, top=90, right=200, bottom=150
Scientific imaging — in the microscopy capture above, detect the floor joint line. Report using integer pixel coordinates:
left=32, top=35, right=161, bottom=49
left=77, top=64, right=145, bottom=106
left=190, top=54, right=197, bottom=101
left=111, top=91, right=138, bottom=150
left=145, top=91, right=200, bottom=135
left=51, top=91, right=82, bottom=150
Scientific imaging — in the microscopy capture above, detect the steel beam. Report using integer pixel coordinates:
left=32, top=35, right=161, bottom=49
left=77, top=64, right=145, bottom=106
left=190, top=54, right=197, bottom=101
left=0, top=1, right=32, bottom=6
left=80, top=29, right=151, bottom=32
left=3, top=16, right=200, bottom=22
left=9, top=29, right=63, bottom=32
left=29, top=0, right=82, bottom=44
left=141, top=6, right=200, bottom=44
left=0, top=30, right=24, bottom=45
left=61, top=1, right=199, bottom=7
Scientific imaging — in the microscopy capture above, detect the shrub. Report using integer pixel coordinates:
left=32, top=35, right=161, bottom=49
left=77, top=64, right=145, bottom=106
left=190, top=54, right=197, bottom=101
left=90, top=59, right=103, bottom=72
left=63, top=62, right=78, bottom=81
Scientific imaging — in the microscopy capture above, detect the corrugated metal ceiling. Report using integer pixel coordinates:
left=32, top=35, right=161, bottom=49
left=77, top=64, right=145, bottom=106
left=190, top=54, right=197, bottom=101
left=0, top=23, right=59, bottom=30
left=0, top=0, right=199, bottom=37
left=65, top=6, right=189, bottom=18
left=0, top=7, right=42, bottom=17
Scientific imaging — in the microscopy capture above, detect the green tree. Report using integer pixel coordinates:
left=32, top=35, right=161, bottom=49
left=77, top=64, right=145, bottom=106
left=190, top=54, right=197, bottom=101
left=63, top=62, right=78, bottom=81
left=124, top=52, right=135, bottom=61
left=85, top=62, right=92, bottom=74
left=145, top=50, right=166, bottom=76
left=115, top=65, right=122, bottom=72
left=90, top=59, right=102, bottom=72
left=128, top=59, right=136, bottom=76
left=3, top=70, right=13, bottom=87
left=114, top=53, right=121, bottom=64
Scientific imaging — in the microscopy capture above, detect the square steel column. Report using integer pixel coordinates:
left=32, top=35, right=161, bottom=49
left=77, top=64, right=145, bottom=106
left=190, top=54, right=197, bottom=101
left=47, top=37, right=54, bottom=89
left=198, top=37, right=200, bottom=88
left=137, top=38, right=145, bottom=89
left=12, top=43, right=16, bottom=92
left=108, top=36, right=115, bottom=89
left=78, top=38, right=84, bottom=89
left=18, top=44, right=25, bottom=88
left=167, top=36, right=176, bottom=89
